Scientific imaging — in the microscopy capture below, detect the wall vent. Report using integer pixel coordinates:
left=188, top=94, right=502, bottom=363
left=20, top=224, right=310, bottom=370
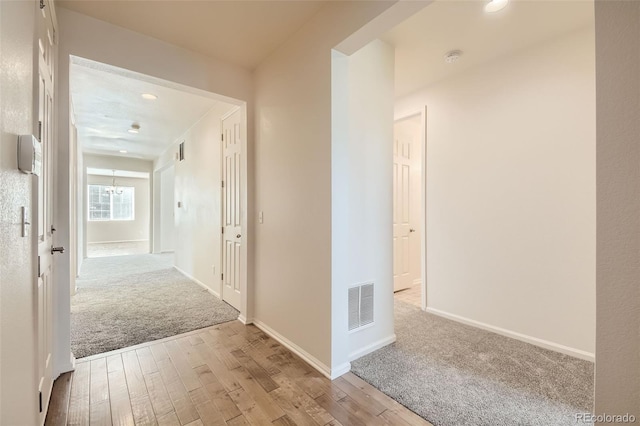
left=348, top=283, right=374, bottom=331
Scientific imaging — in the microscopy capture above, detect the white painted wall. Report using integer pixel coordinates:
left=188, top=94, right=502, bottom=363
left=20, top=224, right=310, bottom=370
left=594, top=1, right=640, bottom=416
left=155, top=104, right=233, bottom=294
left=0, top=1, right=40, bottom=424
left=395, top=28, right=596, bottom=357
left=254, top=1, right=414, bottom=376
left=160, top=165, right=175, bottom=252
left=86, top=175, right=150, bottom=245
left=332, top=40, right=396, bottom=366
left=56, top=7, right=252, bottom=376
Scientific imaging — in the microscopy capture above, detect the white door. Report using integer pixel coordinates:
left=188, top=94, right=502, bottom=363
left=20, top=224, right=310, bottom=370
left=221, top=108, right=242, bottom=310
left=36, top=2, right=56, bottom=422
left=393, top=117, right=421, bottom=292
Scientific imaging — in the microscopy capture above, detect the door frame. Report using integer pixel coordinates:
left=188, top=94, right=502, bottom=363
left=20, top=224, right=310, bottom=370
left=219, top=105, right=250, bottom=321
left=395, top=107, right=427, bottom=311
left=152, top=162, right=176, bottom=254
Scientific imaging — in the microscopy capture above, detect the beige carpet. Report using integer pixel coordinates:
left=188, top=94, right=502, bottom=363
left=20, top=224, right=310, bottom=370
left=71, top=254, right=238, bottom=358
left=351, top=299, right=594, bottom=426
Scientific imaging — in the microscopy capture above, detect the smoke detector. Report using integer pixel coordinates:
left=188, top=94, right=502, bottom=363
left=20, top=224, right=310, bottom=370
left=444, top=50, right=463, bottom=64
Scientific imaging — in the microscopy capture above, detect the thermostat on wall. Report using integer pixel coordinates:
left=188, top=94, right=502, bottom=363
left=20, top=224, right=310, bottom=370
left=18, top=135, right=42, bottom=176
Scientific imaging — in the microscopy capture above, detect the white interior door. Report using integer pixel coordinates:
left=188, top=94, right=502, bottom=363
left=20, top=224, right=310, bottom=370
left=393, top=116, right=422, bottom=292
left=221, top=108, right=242, bottom=310
left=36, top=2, right=56, bottom=422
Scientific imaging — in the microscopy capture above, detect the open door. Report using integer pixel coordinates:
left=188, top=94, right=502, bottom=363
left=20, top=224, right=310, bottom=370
left=221, top=108, right=242, bottom=310
left=36, top=1, right=57, bottom=422
left=393, top=115, right=422, bottom=292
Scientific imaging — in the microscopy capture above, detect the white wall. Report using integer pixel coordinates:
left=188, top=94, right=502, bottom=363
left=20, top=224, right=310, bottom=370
left=594, top=1, right=640, bottom=417
left=160, top=165, right=175, bottom=252
left=86, top=175, right=150, bottom=245
left=395, top=28, right=596, bottom=357
left=155, top=104, right=233, bottom=294
left=332, top=40, right=396, bottom=368
left=0, top=1, right=40, bottom=424
left=254, top=1, right=414, bottom=376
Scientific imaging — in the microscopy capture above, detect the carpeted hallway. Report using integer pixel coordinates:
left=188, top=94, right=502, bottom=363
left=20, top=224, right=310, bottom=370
left=71, top=254, right=238, bottom=359
left=351, top=298, right=594, bottom=426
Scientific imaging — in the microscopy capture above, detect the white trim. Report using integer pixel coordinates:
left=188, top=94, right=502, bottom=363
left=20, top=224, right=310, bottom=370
left=87, top=239, right=149, bottom=244
left=238, top=315, right=253, bottom=325
left=252, top=319, right=337, bottom=379
left=349, top=334, right=396, bottom=361
left=425, top=307, right=595, bottom=362
left=331, top=362, right=352, bottom=379
left=174, top=266, right=221, bottom=299
left=55, top=353, right=76, bottom=377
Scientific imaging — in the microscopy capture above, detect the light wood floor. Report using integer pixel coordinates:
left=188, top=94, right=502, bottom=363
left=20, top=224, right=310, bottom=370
left=45, top=321, right=431, bottom=426
left=393, top=284, right=422, bottom=308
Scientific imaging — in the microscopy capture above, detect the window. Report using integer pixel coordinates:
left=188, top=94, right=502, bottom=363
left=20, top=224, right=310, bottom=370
left=88, top=185, right=135, bottom=221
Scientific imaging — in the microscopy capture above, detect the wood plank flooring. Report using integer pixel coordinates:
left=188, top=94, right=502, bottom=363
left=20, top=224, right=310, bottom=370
left=46, top=321, right=432, bottom=426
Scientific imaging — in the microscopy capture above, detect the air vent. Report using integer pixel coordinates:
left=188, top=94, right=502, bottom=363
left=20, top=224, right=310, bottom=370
left=348, top=283, right=374, bottom=331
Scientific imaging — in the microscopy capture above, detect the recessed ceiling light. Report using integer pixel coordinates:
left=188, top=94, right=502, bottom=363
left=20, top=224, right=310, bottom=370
left=485, top=0, right=509, bottom=13
left=119, top=150, right=128, bottom=154
left=128, top=123, right=140, bottom=134
left=444, top=50, right=463, bottom=64
left=141, top=93, right=158, bottom=100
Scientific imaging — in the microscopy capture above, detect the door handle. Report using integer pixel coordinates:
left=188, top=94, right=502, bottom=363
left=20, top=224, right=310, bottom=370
left=409, top=229, right=416, bottom=233
left=51, top=246, right=65, bottom=254
left=236, top=234, right=241, bottom=238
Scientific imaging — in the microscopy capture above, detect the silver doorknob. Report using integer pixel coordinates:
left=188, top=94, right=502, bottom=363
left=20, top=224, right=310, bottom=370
left=236, top=234, right=241, bottom=238
left=51, top=246, right=65, bottom=254
left=409, top=229, right=416, bottom=233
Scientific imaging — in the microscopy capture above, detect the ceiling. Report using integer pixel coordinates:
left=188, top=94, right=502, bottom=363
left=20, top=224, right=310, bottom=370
left=58, top=0, right=326, bottom=70
left=70, top=59, right=236, bottom=160
left=382, top=0, right=594, bottom=97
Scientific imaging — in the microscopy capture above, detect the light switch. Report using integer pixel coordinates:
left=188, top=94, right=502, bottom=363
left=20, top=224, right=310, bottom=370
left=259, top=211, right=264, bottom=224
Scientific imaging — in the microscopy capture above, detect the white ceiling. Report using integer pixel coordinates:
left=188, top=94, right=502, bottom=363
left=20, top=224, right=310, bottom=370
left=58, top=0, right=326, bottom=70
left=382, top=0, right=594, bottom=97
left=70, top=59, right=236, bottom=160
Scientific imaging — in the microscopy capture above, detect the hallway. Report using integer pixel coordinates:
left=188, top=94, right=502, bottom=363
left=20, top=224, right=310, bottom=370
left=71, top=254, right=238, bottom=358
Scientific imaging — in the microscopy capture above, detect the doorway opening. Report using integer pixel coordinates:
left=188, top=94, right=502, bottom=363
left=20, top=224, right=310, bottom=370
left=67, top=56, right=248, bottom=359
left=392, top=112, right=425, bottom=310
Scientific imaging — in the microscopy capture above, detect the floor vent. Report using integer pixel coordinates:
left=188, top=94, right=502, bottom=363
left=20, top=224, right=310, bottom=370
left=348, top=283, right=374, bottom=331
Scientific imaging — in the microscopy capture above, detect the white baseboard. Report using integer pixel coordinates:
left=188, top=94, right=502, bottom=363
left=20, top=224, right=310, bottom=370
left=173, top=266, right=221, bottom=299
left=425, top=307, right=595, bottom=362
left=252, top=319, right=338, bottom=379
left=331, top=362, right=352, bottom=379
left=349, top=334, right=396, bottom=361
left=238, top=315, right=253, bottom=325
